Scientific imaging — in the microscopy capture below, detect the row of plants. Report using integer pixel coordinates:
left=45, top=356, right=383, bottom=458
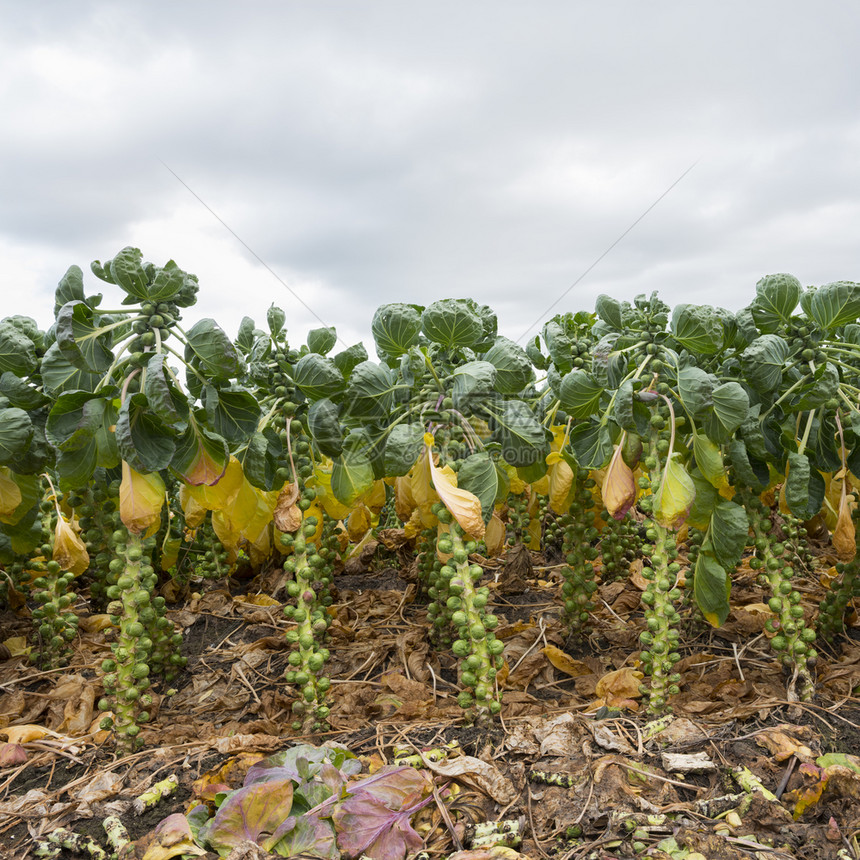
left=2, top=249, right=860, bottom=746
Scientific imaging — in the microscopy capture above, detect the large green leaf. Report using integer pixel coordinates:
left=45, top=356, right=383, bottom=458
left=45, top=392, right=106, bottom=452
left=240, top=429, right=282, bottom=491
left=709, top=498, right=748, bottom=570
left=308, top=398, right=344, bottom=458
left=144, top=354, right=189, bottom=425
left=728, top=438, right=768, bottom=491
left=525, top=336, right=548, bottom=371
left=542, top=320, right=574, bottom=373
left=203, top=386, right=260, bottom=443
left=331, top=436, right=375, bottom=505
left=595, top=294, right=623, bottom=330
left=109, top=247, right=149, bottom=301
left=568, top=421, right=613, bottom=470
left=702, top=381, right=749, bottom=443
left=55, top=443, right=98, bottom=492
left=383, top=423, right=424, bottom=477
left=307, top=327, right=337, bottom=356
left=148, top=259, right=189, bottom=302
left=671, top=305, right=723, bottom=355
left=790, top=363, right=839, bottom=411
left=613, top=380, right=650, bottom=437
left=457, top=452, right=498, bottom=523
left=54, top=265, right=86, bottom=316
left=677, top=366, right=716, bottom=417
left=558, top=370, right=603, bottom=419
left=482, top=337, right=534, bottom=394
left=741, top=334, right=790, bottom=393
left=421, top=299, right=483, bottom=349
left=333, top=343, right=369, bottom=381
left=371, top=304, right=423, bottom=358
left=184, top=319, right=244, bottom=380
left=784, top=452, right=824, bottom=520
left=0, top=322, right=38, bottom=377
left=0, top=372, right=49, bottom=410
left=0, top=408, right=34, bottom=465
left=751, top=273, right=801, bottom=330
left=115, top=394, right=177, bottom=472
left=808, top=280, right=860, bottom=330
left=40, top=343, right=102, bottom=395
left=170, top=421, right=229, bottom=486
left=484, top=400, right=549, bottom=469
left=452, top=361, right=496, bottom=413
left=292, top=354, right=345, bottom=400
left=344, top=361, right=396, bottom=421
left=694, top=550, right=731, bottom=628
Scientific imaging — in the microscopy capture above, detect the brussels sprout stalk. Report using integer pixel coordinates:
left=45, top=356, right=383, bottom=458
left=560, top=469, right=599, bottom=631
left=435, top=506, right=503, bottom=726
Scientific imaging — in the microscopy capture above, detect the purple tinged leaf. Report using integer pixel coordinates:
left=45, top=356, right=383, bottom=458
left=244, top=744, right=360, bottom=787
left=199, top=777, right=294, bottom=855
left=333, top=791, right=429, bottom=860
left=271, top=814, right=339, bottom=859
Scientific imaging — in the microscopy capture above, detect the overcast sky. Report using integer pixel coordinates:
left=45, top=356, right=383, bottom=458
left=2, top=1, right=859, bottom=352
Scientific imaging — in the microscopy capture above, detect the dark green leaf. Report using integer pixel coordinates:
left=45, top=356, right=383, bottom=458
left=421, top=299, right=483, bottom=349
left=203, top=386, right=260, bottom=443
left=293, top=354, right=345, bottom=400
left=371, top=304, right=423, bottom=358
left=482, top=337, right=534, bottom=394
left=809, top=280, right=860, bottom=330
left=595, top=294, right=623, bottom=329
left=308, top=398, right=344, bottom=458
left=676, top=366, right=717, bottom=417
left=709, top=499, right=749, bottom=570
left=525, top=336, right=548, bottom=371
left=267, top=305, right=286, bottom=338
left=568, top=421, right=613, bottom=470
left=307, top=327, right=337, bottom=356
left=671, top=305, right=723, bottom=355
left=45, top=392, right=105, bottom=452
left=452, top=361, right=496, bottom=413
left=54, top=265, right=86, bottom=316
left=236, top=316, right=259, bottom=353
left=115, top=394, right=176, bottom=472
left=457, top=452, right=498, bottom=523
left=751, top=273, right=801, bottom=330
left=383, top=423, right=424, bottom=477
left=331, top=435, right=375, bottom=505
left=144, top=354, right=189, bottom=425
left=694, top=550, right=731, bottom=627
left=558, top=370, right=603, bottom=419
left=109, top=247, right=149, bottom=301
left=55, top=443, right=98, bottom=492
left=0, top=322, right=38, bottom=377
left=741, top=334, right=790, bottom=393
left=702, top=381, right=750, bottom=443
left=791, top=363, right=838, bottom=411
left=240, top=429, right=282, bottom=490
left=0, top=408, right=34, bottom=465
left=148, top=260, right=188, bottom=302
left=613, top=380, right=650, bottom=437
left=484, top=400, right=549, bottom=469
left=344, top=362, right=396, bottom=421
left=0, top=372, right=49, bottom=410
left=541, top=321, right=573, bottom=373
left=184, top=318, right=244, bottom=380
left=728, top=438, right=768, bottom=491
left=785, top=452, right=824, bottom=520
left=333, top=343, right=369, bottom=382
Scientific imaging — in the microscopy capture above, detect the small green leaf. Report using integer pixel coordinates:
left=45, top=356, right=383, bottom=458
left=0, top=408, right=34, bottom=466
left=422, top=299, right=483, bottom=349
left=383, top=423, right=424, bottom=477
left=595, top=295, right=623, bottom=329
left=308, top=398, right=344, bottom=458
left=751, top=273, right=801, bottom=330
left=203, top=386, right=260, bottom=443
left=671, top=305, right=723, bottom=354
left=457, top=452, right=498, bottom=524
left=267, top=304, right=286, bottom=338
left=331, top=436, right=375, bottom=505
left=293, top=354, right=345, bottom=400
left=568, top=421, right=613, bottom=470
left=741, top=335, right=790, bottom=394
left=0, top=323, right=38, bottom=378
left=694, top=550, right=730, bottom=628
left=307, top=327, right=337, bottom=356
left=558, top=370, right=603, bottom=419
left=371, top=304, right=423, bottom=358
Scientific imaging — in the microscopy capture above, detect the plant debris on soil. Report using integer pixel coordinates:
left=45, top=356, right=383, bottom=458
left=3, top=539, right=860, bottom=860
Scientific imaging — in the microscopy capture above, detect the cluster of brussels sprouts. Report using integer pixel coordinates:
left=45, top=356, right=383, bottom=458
left=98, top=530, right=186, bottom=750
left=281, top=503, right=337, bottom=732
left=125, top=299, right=181, bottom=366
left=598, top=514, right=641, bottom=582
left=422, top=527, right=455, bottom=648
left=744, top=495, right=816, bottom=700
left=635, top=415, right=684, bottom=714
left=558, top=471, right=599, bottom=631
left=504, top=493, right=531, bottom=546
left=434, top=505, right=504, bottom=725
left=179, top=515, right=229, bottom=582
left=818, top=549, right=860, bottom=643
left=30, top=505, right=80, bottom=669
left=68, top=479, right=115, bottom=606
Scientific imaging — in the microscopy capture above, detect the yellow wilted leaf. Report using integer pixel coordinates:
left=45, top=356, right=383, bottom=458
left=120, top=463, right=166, bottom=535
left=428, top=448, right=485, bottom=539
left=273, top=483, right=302, bottom=533
left=313, top=468, right=352, bottom=520
left=394, top=475, right=416, bottom=522
left=833, top=486, right=856, bottom=561
left=184, top=456, right=244, bottom=512
left=236, top=594, right=281, bottom=607
left=403, top=508, right=424, bottom=540
left=526, top=516, right=541, bottom=550
left=360, top=479, right=387, bottom=513
left=543, top=644, right=593, bottom=678
left=531, top=475, right=549, bottom=496
left=0, top=467, right=22, bottom=518
left=0, top=725, right=64, bottom=744
left=160, top=536, right=181, bottom=572
left=484, top=513, right=505, bottom=557
left=692, top=430, right=728, bottom=491
left=179, top=484, right=207, bottom=528
left=1, top=636, right=29, bottom=656
left=53, top=516, right=90, bottom=576
left=603, top=444, right=635, bottom=520
left=548, top=457, right=574, bottom=514
left=653, top=455, right=695, bottom=529
left=595, top=667, right=644, bottom=706
left=347, top=505, right=372, bottom=541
